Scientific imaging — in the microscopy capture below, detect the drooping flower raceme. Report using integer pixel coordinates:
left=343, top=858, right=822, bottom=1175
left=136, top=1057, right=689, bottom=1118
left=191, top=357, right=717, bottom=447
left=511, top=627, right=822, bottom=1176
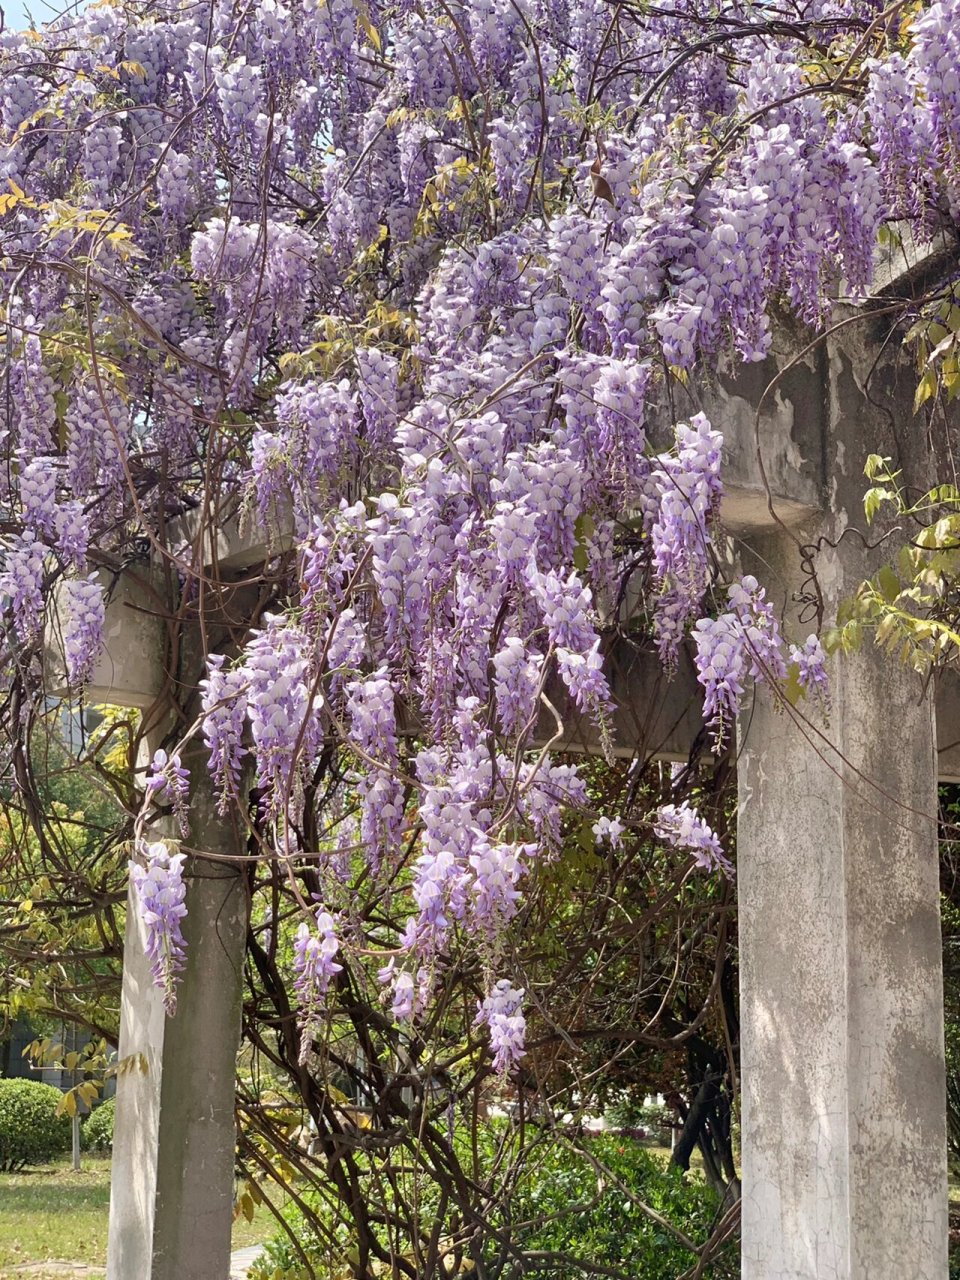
left=130, top=841, right=189, bottom=1016
left=61, top=574, right=105, bottom=687
left=654, top=802, right=729, bottom=874
left=468, top=836, right=535, bottom=937
left=789, top=635, right=830, bottom=708
left=294, top=909, right=343, bottom=1002
left=693, top=575, right=806, bottom=745
left=200, top=656, right=249, bottom=814
left=293, top=909, right=343, bottom=1057
left=1, top=534, right=46, bottom=644
left=648, top=416, right=724, bottom=664
left=476, top=980, right=527, bottom=1075
left=145, top=749, right=191, bottom=836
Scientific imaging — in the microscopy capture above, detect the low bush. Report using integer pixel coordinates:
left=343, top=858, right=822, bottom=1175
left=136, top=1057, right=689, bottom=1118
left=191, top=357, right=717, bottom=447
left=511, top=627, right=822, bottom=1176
left=83, top=1097, right=116, bottom=1152
left=249, top=1131, right=738, bottom=1280
left=503, top=1134, right=736, bottom=1279
left=0, top=1078, right=72, bottom=1171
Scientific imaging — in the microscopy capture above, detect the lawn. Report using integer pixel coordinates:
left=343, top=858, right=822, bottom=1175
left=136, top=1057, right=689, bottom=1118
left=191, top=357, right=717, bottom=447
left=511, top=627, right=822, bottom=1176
left=0, top=1157, right=273, bottom=1280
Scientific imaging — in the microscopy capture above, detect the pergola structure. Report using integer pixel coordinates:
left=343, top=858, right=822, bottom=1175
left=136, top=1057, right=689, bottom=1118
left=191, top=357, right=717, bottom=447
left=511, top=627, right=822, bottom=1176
left=47, top=236, right=958, bottom=1279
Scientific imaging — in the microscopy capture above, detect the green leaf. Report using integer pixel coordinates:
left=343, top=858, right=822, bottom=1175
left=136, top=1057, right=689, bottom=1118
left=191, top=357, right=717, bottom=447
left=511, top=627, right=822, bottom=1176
left=877, top=565, right=900, bottom=604
left=572, top=512, right=595, bottom=573
left=783, top=663, right=803, bottom=707
left=876, top=613, right=899, bottom=650
left=841, top=620, right=862, bottom=653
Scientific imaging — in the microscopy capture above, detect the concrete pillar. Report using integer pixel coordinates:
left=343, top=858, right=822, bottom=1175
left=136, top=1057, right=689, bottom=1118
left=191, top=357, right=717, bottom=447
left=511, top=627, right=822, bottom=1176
left=735, top=319, right=948, bottom=1278
left=737, top=528, right=946, bottom=1279
left=149, top=778, right=247, bottom=1280
left=107, top=746, right=248, bottom=1280
left=106, top=832, right=166, bottom=1277
left=54, top=566, right=254, bottom=1280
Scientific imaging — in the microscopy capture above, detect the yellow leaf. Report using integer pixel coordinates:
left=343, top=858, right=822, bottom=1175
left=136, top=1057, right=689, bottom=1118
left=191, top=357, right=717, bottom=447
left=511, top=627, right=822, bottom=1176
left=357, top=11, right=382, bottom=51
left=278, top=351, right=305, bottom=374
left=19, top=899, right=33, bottom=913
left=914, top=367, right=937, bottom=412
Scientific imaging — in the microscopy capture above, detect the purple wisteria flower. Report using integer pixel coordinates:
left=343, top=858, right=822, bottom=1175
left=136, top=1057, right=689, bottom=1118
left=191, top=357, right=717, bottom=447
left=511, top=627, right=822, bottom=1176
left=200, top=655, right=248, bottom=814
left=468, top=837, right=535, bottom=937
left=61, top=574, right=105, bottom=687
left=293, top=909, right=343, bottom=1008
left=5, top=0, right=951, bottom=1070
left=693, top=575, right=803, bottom=745
left=378, top=958, right=421, bottom=1023
left=789, top=635, right=830, bottom=708
left=648, top=415, right=724, bottom=664
left=2, top=533, right=45, bottom=643
left=655, top=802, right=730, bottom=874
left=130, top=840, right=189, bottom=1016
left=592, top=815, right=625, bottom=848
left=476, top=980, right=527, bottom=1075
left=145, top=749, right=191, bottom=836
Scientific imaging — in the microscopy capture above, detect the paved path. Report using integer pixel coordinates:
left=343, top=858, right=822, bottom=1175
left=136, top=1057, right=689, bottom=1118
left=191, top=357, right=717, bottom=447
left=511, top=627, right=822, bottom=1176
left=229, top=1245, right=264, bottom=1279
left=6, top=1247, right=263, bottom=1280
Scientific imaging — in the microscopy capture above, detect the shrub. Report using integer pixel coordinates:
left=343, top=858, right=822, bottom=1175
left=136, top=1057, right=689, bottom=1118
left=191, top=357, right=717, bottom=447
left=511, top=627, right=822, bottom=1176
left=0, top=1078, right=72, bottom=1171
left=250, top=1131, right=738, bottom=1280
left=83, top=1097, right=116, bottom=1152
left=605, top=1094, right=675, bottom=1139
left=503, top=1134, right=737, bottom=1279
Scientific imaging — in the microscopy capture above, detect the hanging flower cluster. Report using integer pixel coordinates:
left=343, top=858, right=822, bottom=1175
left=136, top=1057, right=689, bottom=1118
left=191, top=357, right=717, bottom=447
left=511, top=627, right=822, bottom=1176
left=129, top=841, right=189, bottom=1016
left=2, top=0, right=951, bottom=1069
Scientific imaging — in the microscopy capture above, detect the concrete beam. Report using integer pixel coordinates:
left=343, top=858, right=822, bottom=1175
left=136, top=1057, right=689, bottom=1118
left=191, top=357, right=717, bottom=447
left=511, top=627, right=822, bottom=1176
left=544, top=633, right=960, bottom=785
left=46, top=561, right=960, bottom=782
left=871, top=224, right=957, bottom=301
left=44, top=565, right=168, bottom=709
left=169, top=498, right=295, bottom=573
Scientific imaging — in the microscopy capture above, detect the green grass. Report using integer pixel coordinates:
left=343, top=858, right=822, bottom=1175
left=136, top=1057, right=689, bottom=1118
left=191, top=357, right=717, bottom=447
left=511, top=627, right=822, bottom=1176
left=0, top=1156, right=275, bottom=1279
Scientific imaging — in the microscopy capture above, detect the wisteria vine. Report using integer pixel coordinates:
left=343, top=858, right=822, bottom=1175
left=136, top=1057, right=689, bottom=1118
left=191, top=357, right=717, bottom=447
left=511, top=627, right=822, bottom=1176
left=1, top=0, right=957, bottom=1073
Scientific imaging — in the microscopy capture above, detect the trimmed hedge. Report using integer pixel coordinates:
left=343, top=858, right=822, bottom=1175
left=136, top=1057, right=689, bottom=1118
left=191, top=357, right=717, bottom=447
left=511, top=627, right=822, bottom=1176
left=0, top=1078, right=72, bottom=1171
left=83, top=1096, right=116, bottom=1152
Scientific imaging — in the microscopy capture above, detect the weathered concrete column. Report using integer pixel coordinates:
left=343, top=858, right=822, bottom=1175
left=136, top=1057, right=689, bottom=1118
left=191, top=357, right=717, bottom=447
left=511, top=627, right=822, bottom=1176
left=737, top=527, right=946, bottom=1280
left=104, top=593, right=249, bottom=1280
left=45, top=561, right=250, bottom=1280
left=107, top=819, right=167, bottom=1279
left=146, top=779, right=248, bottom=1280
left=107, top=767, right=248, bottom=1280
left=730, top=317, right=948, bottom=1278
